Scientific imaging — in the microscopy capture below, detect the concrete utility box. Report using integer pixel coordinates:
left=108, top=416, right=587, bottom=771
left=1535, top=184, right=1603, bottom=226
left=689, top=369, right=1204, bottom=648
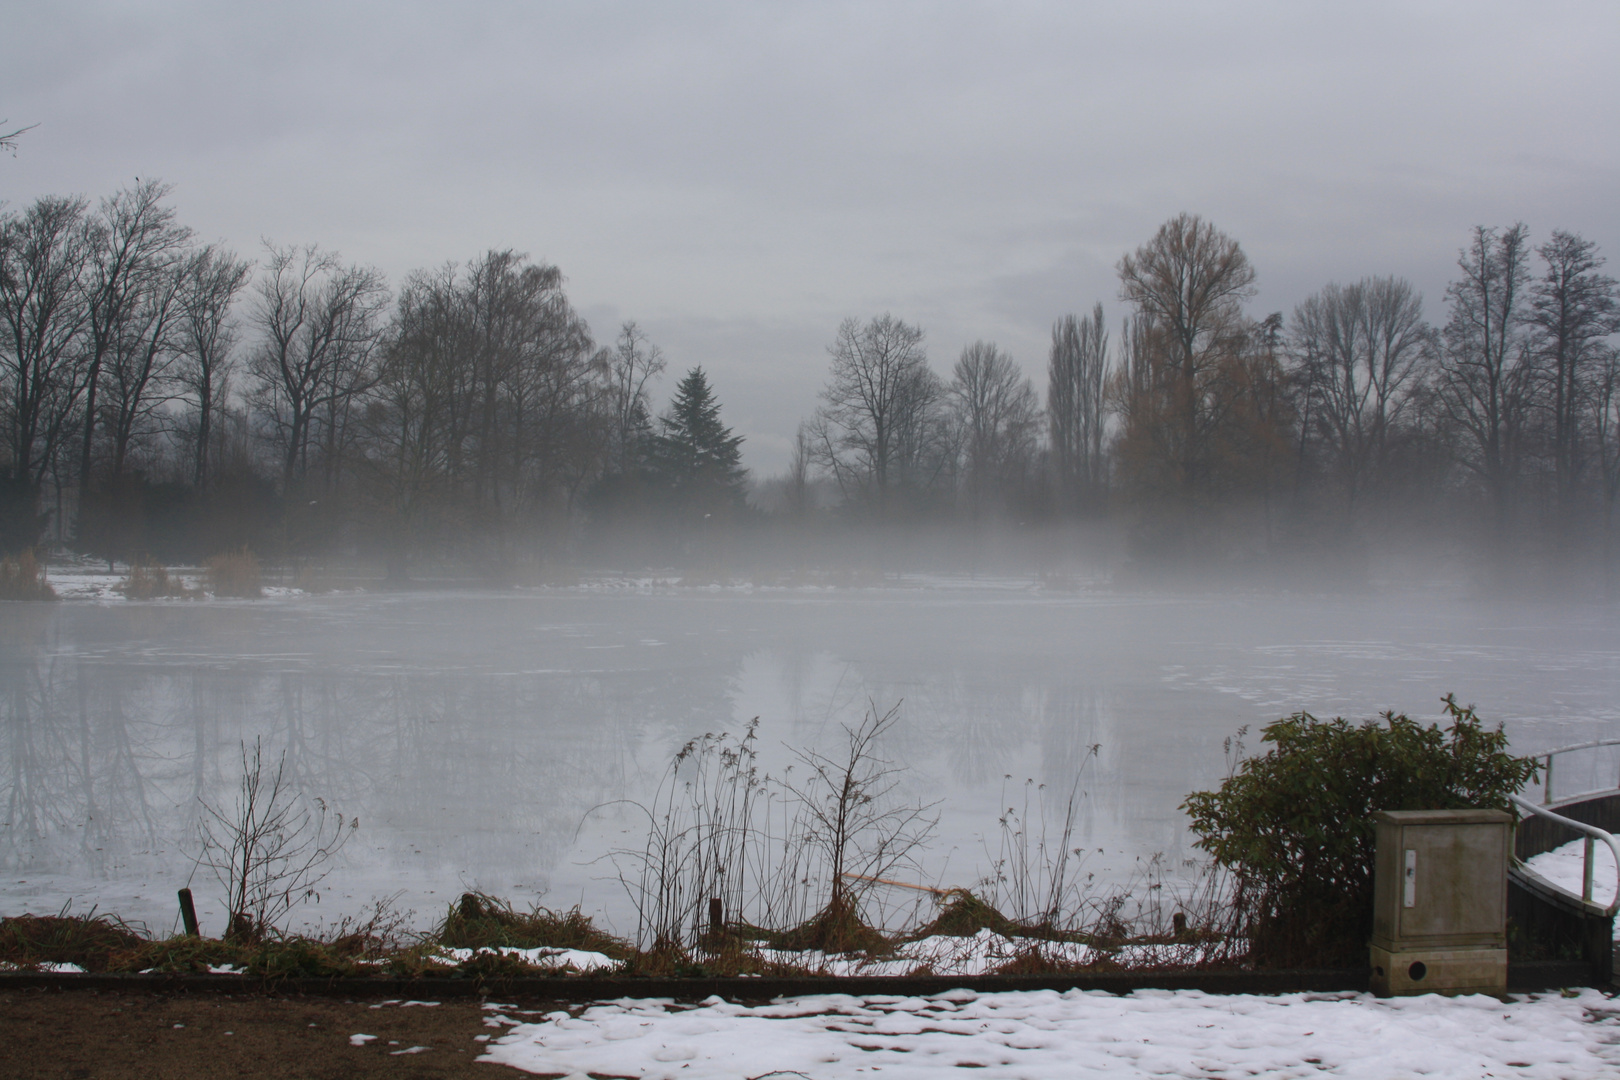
left=1369, top=809, right=1511, bottom=996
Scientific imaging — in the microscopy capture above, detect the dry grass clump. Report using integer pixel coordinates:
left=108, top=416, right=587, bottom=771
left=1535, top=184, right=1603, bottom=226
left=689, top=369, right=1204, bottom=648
left=206, top=546, right=262, bottom=598
left=120, top=936, right=247, bottom=974
left=117, top=558, right=197, bottom=599
left=768, top=898, right=892, bottom=956
left=989, top=944, right=1087, bottom=976
left=435, top=892, right=632, bottom=959
left=0, top=549, right=56, bottom=601
left=0, top=911, right=145, bottom=972
left=909, top=889, right=1021, bottom=941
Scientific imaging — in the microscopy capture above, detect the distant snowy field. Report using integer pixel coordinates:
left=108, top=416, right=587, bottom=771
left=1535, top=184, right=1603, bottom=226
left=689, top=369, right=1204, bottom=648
left=477, top=987, right=1620, bottom=1079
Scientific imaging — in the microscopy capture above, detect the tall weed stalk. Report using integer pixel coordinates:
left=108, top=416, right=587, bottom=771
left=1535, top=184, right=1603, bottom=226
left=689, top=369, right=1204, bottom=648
left=981, top=744, right=1099, bottom=932
left=610, top=704, right=937, bottom=955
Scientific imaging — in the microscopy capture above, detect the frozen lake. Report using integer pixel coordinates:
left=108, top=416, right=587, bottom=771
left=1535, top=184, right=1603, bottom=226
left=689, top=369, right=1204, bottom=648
left=4, top=577, right=1620, bottom=937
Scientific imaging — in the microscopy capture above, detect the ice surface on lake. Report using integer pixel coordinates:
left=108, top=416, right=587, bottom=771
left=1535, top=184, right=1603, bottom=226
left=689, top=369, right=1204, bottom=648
left=3, top=575, right=1619, bottom=935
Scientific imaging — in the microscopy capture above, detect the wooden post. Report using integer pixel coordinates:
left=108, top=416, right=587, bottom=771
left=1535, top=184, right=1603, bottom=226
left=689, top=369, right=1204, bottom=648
left=178, top=888, right=200, bottom=937
left=1583, top=836, right=1595, bottom=903
left=709, top=897, right=724, bottom=939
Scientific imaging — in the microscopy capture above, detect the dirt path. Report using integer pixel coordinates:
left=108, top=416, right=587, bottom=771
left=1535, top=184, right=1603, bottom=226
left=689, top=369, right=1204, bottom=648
left=0, top=988, right=553, bottom=1079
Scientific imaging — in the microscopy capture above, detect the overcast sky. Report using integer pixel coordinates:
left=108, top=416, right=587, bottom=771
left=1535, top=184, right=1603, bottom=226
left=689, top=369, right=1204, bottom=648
left=5, top=1, right=1618, bottom=473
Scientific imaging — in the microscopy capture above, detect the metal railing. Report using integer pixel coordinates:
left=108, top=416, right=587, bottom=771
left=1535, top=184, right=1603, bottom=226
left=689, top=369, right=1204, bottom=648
left=1510, top=793, right=1620, bottom=916
left=1534, top=737, right=1620, bottom=805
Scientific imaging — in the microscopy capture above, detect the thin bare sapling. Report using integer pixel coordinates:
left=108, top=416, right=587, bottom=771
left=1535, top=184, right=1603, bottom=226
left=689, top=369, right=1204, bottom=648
left=197, top=739, right=356, bottom=940
left=782, top=702, right=939, bottom=950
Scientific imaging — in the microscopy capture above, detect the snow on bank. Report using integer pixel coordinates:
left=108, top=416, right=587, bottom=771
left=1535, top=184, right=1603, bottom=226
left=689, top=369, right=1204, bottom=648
left=755, top=929, right=1225, bottom=976
left=755, top=929, right=1094, bottom=976
left=1525, top=837, right=1620, bottom=916
left=481, top=987, right=1620, bottom=1080
left=432, top=945, right=620, bottom=972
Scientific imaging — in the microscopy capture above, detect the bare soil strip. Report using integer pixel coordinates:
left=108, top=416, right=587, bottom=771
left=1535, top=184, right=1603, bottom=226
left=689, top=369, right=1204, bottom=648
left=0, top=988, right=538, bottom=1080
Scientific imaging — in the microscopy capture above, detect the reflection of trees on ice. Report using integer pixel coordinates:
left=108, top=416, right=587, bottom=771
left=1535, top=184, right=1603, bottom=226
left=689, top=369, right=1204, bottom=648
left=2, top=628, right=164, bottom=879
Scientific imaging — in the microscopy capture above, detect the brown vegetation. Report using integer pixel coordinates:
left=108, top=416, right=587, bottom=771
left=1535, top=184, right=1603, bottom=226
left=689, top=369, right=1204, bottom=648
left=0, top=550, right=55, bottom=601
left=435, top=892, right=630, bottom=959
left=206, top=546, right=262, bottom=598
left=117, top=557, right=197, bottom=598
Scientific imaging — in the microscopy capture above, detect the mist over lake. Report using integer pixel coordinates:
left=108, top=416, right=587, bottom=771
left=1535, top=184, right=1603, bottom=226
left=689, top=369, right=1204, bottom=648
left=5, top=578, right=1617, bottom=937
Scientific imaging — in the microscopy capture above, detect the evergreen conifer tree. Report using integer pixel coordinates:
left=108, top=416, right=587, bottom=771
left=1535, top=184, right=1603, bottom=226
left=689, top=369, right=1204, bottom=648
left=653, top=367, right=747, bottom=509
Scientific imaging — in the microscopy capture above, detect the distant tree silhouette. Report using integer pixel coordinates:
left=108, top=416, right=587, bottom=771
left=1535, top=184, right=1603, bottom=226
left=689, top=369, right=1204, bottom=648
left=1436, top=225, right=1535, bottom=537
left=811, top=313, right=947, bottom=514
left=1047, top=305, right=1110, bottom=513
left=1115, top=213, right=1258, bottom=498
left=651, top=367, right=747, bottom=516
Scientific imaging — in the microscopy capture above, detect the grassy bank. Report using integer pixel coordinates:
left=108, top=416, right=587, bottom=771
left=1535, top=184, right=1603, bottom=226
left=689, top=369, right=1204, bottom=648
left=0, top=885, right=1237, bottom=981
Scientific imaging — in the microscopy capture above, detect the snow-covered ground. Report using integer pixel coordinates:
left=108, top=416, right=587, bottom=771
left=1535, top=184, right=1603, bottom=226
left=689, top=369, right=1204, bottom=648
left=478, top=986, right=1620, bottom=1079
left=1525, top=837, right=1620, bottom=914
left=40, top=561, right=304, bottom=602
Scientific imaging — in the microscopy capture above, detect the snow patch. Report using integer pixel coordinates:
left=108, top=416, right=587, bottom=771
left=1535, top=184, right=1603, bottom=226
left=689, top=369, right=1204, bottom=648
left=1524, top=837, right=1619, bottom=916
left=757, top=928, right=1093, bottom=977
left=481, top=986, right=1620, bottom=1079
left=433, top=945, right=621, bottom=972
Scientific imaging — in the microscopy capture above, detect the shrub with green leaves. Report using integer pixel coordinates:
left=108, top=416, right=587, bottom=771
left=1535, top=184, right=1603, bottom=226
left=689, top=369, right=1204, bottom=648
left=1182, top=695, right=1539, bottom=967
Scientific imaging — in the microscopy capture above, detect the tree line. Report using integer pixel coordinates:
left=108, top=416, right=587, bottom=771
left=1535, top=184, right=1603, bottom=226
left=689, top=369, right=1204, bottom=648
left=3, top=184, right=1616, bottom=581
left=0, top=182, right=747, bottom=570
left=778, top=213, right=1618, bottom=583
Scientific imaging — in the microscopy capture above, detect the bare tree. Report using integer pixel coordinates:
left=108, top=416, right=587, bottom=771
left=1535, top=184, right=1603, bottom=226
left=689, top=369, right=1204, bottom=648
left=198, top=739, right=355, bottom=940
left=606, top=321, right=665, bottom=475
left=1436, top=224, right=1535, bottom=533
left=1047, top=305, right=1109, bottom=512
left=783, top=421, right=813, bottom=519
left=1288, top=277, right=1435, bottom=510
left=369, top=251, right=602, bottom=554
left=1116, top=214, right=1257, bottom=495
left=101, top=247, right=190, bottom=477
left=948, top=341, right=1039, bottom=516
left=174, top=245, right=252, bottom=487
left=0, top=196, right=92, bottom=493
left=249, top=243, right=388, bottom=489
left=77, top=181, right=192, bottom=493
left=784, top=703, right=937, bottom=945
left=1591, top=346, right=1620, bottom=548
left=371, top=261, right=465, bottom=536
left=475, top=253, right=600, bottom=519
left=813, top=313, right=943, bottom=512
left=1529, top=231, right=1620, bottom=520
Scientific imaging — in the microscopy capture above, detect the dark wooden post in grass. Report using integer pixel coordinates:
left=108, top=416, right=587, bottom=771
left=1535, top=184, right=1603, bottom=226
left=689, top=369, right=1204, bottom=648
left=178, top=888, right=200, bottom=936
left=709, top=897, right=724, bottom=940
